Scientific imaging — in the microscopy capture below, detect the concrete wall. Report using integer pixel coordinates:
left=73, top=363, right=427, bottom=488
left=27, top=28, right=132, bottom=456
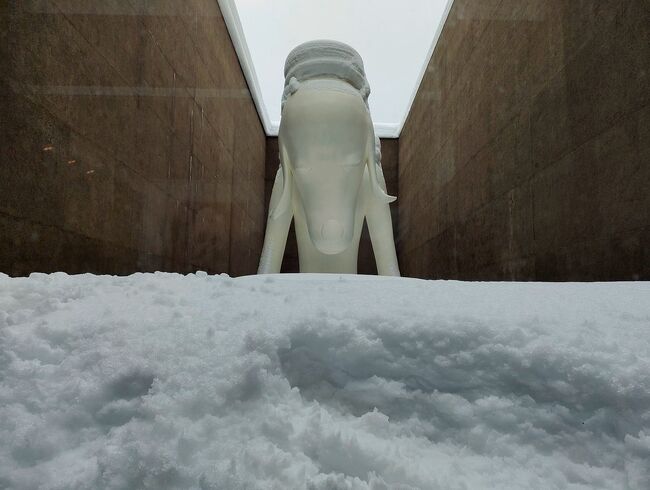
left=265, top=137, right=399, bottom=274
left=399, top=0, right=649, bottom=280
left=0, top=0, right=266, bottom=277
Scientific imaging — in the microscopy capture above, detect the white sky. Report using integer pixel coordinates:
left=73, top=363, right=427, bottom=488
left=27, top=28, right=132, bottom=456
left=233, top=0, right=452, bottom=137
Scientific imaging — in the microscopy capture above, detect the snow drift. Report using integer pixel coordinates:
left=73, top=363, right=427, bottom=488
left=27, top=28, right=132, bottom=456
left=1, top=272, right=649, bottom=489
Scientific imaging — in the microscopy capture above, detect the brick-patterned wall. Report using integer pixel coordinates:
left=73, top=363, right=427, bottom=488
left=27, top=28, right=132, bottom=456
left=265, top=136, right=399, bottom=274
left=399, top=0, right=649, bottom=280
left=0, top=0, right=265, bottom=276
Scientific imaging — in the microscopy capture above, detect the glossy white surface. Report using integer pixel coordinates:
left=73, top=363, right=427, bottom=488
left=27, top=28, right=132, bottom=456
left=258, top=80, right=399, bottom=275
left=258, top=41, right=399, bottom=275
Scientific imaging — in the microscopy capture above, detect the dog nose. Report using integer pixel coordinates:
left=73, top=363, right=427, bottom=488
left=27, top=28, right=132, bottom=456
left=321, top=219, right=344, bottom=240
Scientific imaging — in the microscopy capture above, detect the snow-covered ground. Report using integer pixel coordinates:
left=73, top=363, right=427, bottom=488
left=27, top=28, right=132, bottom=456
left=1, top=272, right=649, bottom=490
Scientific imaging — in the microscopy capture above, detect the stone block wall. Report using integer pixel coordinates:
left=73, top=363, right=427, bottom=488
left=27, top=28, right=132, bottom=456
left=399, top=0, right=649, bottom=280
left=265, top=137, right=399, bottom=274
left=0, top=0, right=266, bottom=276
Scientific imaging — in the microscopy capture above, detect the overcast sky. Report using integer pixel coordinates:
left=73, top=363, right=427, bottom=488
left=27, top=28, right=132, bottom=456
left=234, top=0, right=452, bottom=136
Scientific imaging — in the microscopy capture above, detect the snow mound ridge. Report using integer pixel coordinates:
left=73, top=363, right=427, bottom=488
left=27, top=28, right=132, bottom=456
left=0, top=272, right=649, bottom=489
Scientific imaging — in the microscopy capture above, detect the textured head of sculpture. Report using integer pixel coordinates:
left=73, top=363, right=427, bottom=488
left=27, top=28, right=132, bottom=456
left=281, top=40, right=371, bottom=110
left=273, top=40, right=395, bottom=255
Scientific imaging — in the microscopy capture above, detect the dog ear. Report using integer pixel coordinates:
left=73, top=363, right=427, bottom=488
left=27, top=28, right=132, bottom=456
left=367, top=132, right=396, bottom=203
left=271, top=140, right=294, bottom=219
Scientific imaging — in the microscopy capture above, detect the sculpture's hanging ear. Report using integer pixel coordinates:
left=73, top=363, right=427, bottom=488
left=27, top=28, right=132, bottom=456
left=367, top=132, right=396, bottom=203
left=271, top=141, right=293, bottom=219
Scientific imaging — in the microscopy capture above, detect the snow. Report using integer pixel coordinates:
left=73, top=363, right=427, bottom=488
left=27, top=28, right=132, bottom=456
left=1, top=272, right=649, bottom=490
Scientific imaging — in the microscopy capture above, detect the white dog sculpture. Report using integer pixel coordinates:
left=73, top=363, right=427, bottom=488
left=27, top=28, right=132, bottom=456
left=258, top=40, right=400, bottom=276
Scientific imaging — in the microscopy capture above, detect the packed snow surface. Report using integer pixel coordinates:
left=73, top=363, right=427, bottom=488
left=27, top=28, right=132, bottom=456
left=1, top=272, right=649, bottom=490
